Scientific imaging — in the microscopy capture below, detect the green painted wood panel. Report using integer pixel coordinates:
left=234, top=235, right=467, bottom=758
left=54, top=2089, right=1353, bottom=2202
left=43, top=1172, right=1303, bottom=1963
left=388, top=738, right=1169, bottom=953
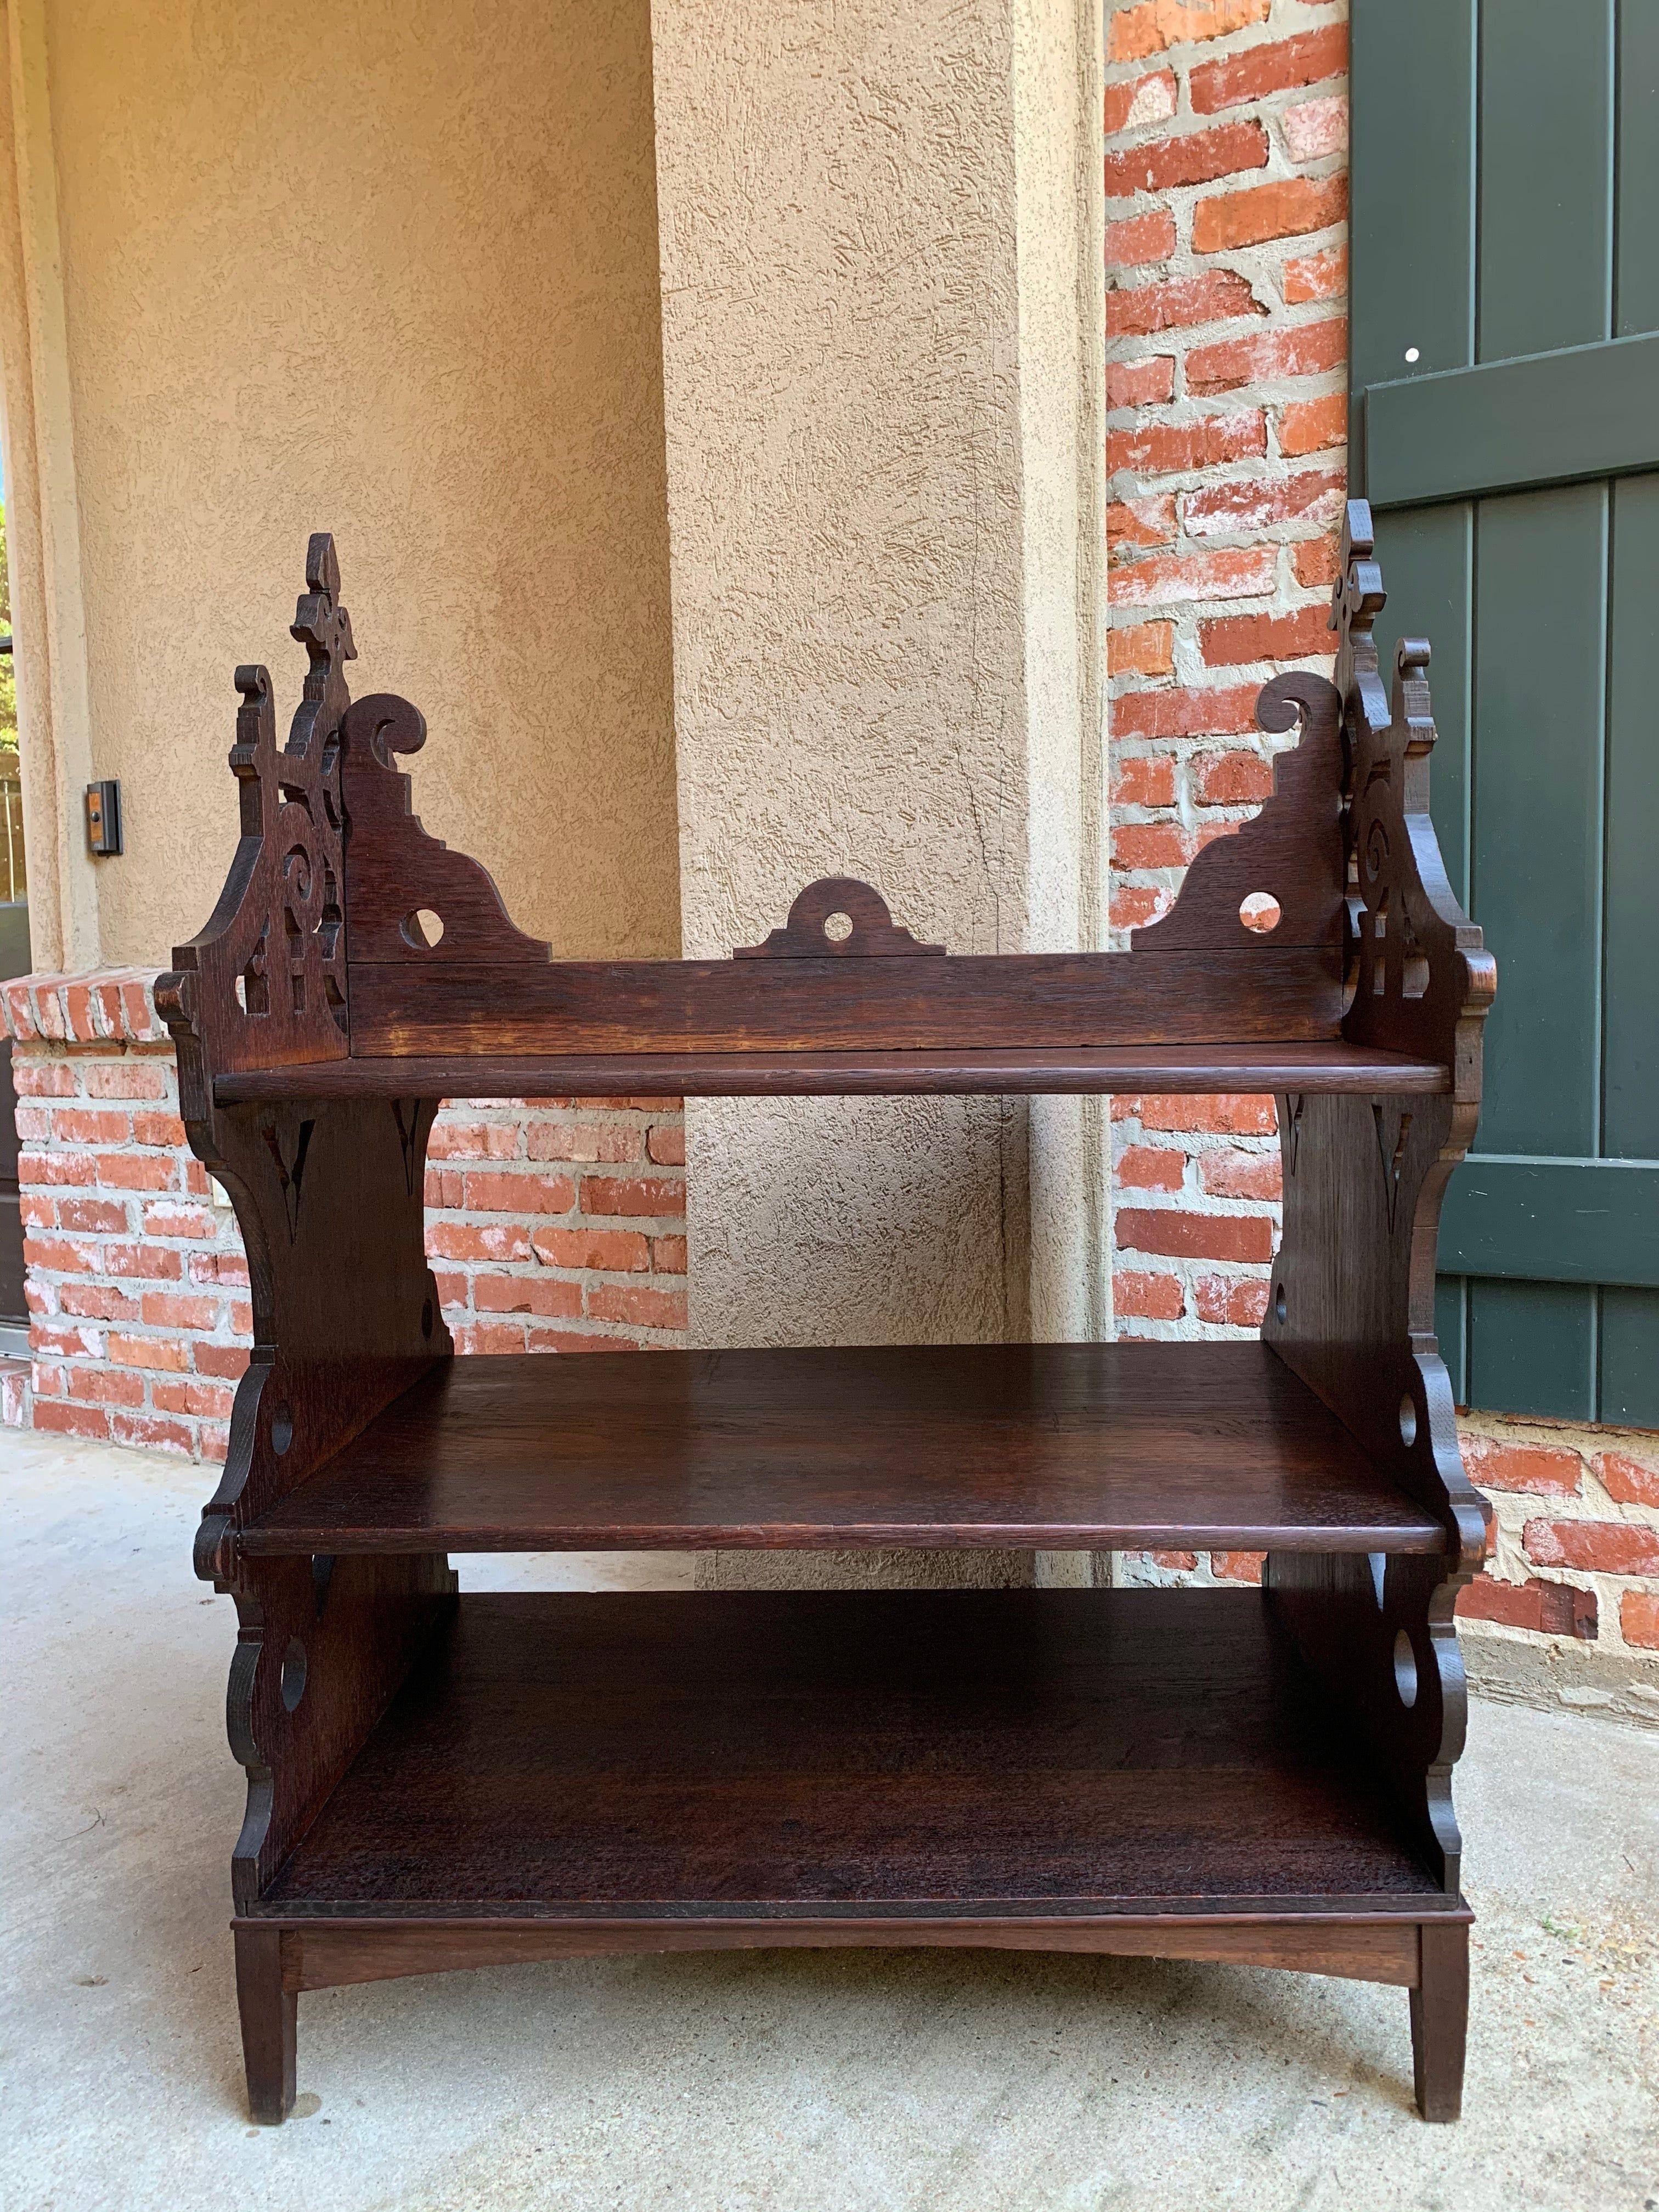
left=1603, top=472, right=1659, bottom=1158
left=1478, top=0, right=1613, bottom=362
left=1435, top=1277, right=1469, bottom=1406
left=1471, top=484, right=1606, bottom=1158
left=1468, top=1279, right=1595, bottom=1423
left=1365, top=335, right=1659, bottom=508
left=1440, top=1158, right=1659, bottom=1286
left=1601, top=1289, right=1659, bottom=1427
left=1349, top=1, right=1474, bottom=414
left=1352, top=0, right=1657, bottom=1423
left=1618, top=3, right=1659, bottom=334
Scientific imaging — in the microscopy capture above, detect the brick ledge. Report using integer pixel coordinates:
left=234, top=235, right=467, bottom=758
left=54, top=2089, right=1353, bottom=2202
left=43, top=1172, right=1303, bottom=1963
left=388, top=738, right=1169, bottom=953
left=2, top=967, right=167, bottom=1047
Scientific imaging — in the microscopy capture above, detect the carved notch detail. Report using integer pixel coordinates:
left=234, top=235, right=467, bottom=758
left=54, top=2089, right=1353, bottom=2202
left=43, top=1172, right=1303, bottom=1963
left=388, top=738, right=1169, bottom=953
left=735, top=878, right=945, bottom=960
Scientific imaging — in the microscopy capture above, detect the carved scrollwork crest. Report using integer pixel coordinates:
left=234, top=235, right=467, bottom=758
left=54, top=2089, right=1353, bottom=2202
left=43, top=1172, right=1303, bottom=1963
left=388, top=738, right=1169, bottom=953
left=157, top=535, right=357, bottom=1103
left=1127, top=672, right=1346, bottom=954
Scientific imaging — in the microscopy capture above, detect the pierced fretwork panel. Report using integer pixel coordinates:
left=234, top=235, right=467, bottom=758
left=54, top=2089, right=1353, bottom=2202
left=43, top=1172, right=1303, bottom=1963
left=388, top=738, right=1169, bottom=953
left=1333, top=502, right=1494, bottom=1088
left=158, top=536, right=356, bottom=1093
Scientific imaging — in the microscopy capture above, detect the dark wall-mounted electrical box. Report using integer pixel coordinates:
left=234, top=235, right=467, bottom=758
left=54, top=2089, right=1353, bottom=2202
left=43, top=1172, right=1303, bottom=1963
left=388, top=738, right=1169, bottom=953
left=84, top=780, right=122, bottom=857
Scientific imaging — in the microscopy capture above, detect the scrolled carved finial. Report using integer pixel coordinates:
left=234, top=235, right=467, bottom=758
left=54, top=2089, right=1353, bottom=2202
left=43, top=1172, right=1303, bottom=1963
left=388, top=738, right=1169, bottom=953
left=1256, top=668, right=1336, bottom=740
left=342, top=692, right=429, bottom=771
left=306, top=531, right=340, bottom=598
left=1392, top=636, right=1437, bottom=758
left=228, top=664, right=274, bottom=783
left=291, top=531, right=357, bottom=677
left=286, top=532, right=357, bottom=782
left=1330, top=495, right=1385, bottom=646
left=1339, top=496, right=1374, bottom=566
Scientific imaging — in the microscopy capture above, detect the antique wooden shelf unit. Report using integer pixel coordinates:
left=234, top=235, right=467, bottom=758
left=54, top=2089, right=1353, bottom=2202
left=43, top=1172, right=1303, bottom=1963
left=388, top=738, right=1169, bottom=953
left=160, top=502, right=1494, bottom=2126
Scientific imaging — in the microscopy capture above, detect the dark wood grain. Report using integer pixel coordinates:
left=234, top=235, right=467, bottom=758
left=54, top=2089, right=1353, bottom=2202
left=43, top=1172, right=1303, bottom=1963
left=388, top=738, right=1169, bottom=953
left=346, top=947, right=1346, bottom=1057
left=234, top=1925, right=296, bottom=2125
left=213, top=1040, right=1450, bottom=1103
left=1412, top=1921, right=1470, bottom=2120
left=281, top=1915, right=1427, bottom=1990
left=261, top=1590, right=1449, bottom=1916
left=189, top=1096, right=458, bottom=1913
left=241, top=1343, right=1447, bottom=1558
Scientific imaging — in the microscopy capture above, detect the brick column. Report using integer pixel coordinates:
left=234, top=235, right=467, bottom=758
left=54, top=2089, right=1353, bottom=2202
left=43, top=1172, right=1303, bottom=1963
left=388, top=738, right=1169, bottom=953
left=2, top=970, right=687, bottom=1458
left=1103, top=0, right=1349, bottom=1350
left=1096, top=0, right=1659, bottom=1722
left=3, top=968, right=249, bottom=1455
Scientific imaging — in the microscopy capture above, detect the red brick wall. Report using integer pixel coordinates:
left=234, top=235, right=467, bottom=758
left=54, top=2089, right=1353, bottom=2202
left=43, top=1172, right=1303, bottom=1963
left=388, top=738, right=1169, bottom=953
left=1104, top=0, right=1347, bottom=1351
left=1456, top=1418, right=1659, bottom=1668
left=1, top=973, right=686, bottom=1459
left=1099, top=0, right=1659, bottom=1686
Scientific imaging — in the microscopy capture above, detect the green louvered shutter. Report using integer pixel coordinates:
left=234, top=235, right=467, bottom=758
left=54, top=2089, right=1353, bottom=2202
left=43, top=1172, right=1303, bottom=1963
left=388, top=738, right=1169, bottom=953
left=1350, top=0, right=1659, bottom=1423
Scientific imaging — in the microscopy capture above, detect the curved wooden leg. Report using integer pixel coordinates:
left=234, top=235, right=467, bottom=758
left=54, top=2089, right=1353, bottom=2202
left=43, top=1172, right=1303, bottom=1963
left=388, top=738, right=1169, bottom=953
left=1411, top=1921, right=1469, bottom=2121
left=235, top=1925, right=297, bottom=2124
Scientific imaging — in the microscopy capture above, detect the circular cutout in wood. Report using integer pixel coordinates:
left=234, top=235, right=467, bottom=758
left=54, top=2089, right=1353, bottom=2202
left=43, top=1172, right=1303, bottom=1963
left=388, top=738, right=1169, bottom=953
left=280, top=1637, right=308, bottom=1713
left=400, top=908, right=445, bottom=950
left=1392, top=1629, right=1418, bottom=1709
left=1398, top=1392, right=1418, bottom=1448
left=822, top=910, right=853, bottom=943
left=1239, top=892, right=1282, bottom=934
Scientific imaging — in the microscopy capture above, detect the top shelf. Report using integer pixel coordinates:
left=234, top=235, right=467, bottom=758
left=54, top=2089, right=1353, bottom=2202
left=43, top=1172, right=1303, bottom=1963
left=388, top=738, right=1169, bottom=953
left=215, top=1040, right=1448, bottom=1103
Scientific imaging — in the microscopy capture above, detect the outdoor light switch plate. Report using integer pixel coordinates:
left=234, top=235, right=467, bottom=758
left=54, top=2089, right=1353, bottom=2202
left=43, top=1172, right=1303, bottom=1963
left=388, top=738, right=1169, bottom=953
left=84, top=779, right=122, bottom=857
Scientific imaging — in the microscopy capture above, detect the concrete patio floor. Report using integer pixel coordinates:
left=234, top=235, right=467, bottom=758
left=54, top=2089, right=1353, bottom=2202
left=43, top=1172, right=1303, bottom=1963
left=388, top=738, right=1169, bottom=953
left=3, top=1425, right=1656, bottom=2212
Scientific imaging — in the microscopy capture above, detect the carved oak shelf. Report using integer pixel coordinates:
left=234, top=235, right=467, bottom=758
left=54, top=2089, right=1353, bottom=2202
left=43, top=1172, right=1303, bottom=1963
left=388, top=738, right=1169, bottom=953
left=254, top=1590, right=1466, bottom=1937
left=159, top=507, right=1494, bottom=2129
left=240, top=1344, right=1446, bottom=1556
left=213, top=1040, right=1451, bottom=1102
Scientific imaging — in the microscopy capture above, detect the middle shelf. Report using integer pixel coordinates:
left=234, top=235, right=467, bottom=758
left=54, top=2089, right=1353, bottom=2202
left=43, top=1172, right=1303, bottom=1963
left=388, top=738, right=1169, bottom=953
left=242, top=1341, right=1446, bottom=1557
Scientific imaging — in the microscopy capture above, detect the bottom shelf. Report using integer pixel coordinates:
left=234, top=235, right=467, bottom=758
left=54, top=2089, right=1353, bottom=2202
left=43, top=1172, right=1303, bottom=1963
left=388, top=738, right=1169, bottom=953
left=262, top=1590, right=1452, bottom=1921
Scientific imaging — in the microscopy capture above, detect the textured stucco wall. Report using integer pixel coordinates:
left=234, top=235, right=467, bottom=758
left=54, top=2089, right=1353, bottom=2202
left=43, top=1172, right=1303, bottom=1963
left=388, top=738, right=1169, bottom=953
left=0, top=1, right=100, bottom=971
left=650, top=0, right=1105, bottom=1588
left=1014, top=0, right=1110, bottom=1346
left=652, top=0, right=1030, bottom=1374
left=652, top=0, right=1103, bottom=1351
left=21, top=0, right=679, bottom=965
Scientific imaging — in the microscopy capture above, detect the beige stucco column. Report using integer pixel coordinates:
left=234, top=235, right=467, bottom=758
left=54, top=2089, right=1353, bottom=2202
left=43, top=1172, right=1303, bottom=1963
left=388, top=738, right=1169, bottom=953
left=0, top=0, right=100, bottom=972
left=651, top=0, right=1108, bottom=1588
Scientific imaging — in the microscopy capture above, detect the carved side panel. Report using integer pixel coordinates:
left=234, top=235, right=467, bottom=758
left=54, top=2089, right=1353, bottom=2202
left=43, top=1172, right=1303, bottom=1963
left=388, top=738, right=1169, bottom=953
left=157, top=536, right=356, bottom=1120
left=188, top=1093, right=456, bottom=1910
left=1263, top=1087, right=1488, bottom=1891
left=1267, top=1545, right=1469, bottom=1893
left=1257, top=510, right=1497, bottom=1893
